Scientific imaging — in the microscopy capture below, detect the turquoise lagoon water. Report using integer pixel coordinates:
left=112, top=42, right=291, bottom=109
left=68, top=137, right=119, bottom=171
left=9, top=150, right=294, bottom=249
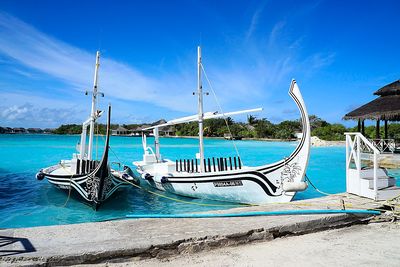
left=0, top=134, right=348, bottom=228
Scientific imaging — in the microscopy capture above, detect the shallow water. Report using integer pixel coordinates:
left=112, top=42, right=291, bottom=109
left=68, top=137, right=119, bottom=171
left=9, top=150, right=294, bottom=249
left=0, top=134, right=349, bottom=228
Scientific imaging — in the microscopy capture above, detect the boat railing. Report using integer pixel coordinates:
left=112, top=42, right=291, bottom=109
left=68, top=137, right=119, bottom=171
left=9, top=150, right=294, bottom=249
left=176, top=156, right=242, bottom=173
left=345, top=132, right=381, bottom=200
left=76, top=159, right=100, bottom=174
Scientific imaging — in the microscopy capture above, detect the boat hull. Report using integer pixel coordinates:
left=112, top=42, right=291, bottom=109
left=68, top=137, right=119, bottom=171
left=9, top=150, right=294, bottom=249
left=134, top=80, right=311, bottom=205
left=138, top=159, right=303, bottom=205
left=40, top=163, right=137, bottom=208
left=37, top=105, right=139, bottom=210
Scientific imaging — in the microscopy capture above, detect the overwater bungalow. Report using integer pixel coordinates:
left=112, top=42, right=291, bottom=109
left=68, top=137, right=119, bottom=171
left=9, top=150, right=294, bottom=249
left=130, top=120, right=175, bottom=137
left=344, top=80, right=400, bottom=153
left=111, top=125, right=132, bottom=136
left=0, top=127, right=14, bottom=134
left=131, top=125, right=151, bottom=136
left=27, top=128, right=43, bottom=134
left=13, top=127, right=27, bottom=134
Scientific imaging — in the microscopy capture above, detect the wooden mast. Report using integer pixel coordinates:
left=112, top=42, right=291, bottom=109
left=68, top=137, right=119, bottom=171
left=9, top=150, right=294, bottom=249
left=88, top=51, right=100, bottom=161
left=197, top=46, right=205, bottom=172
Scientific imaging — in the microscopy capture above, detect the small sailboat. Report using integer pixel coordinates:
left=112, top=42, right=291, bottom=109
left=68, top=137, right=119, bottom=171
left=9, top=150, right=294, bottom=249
left=36, top=51, right=137, bottom=210
left=133, top=47, right=311, bottom=204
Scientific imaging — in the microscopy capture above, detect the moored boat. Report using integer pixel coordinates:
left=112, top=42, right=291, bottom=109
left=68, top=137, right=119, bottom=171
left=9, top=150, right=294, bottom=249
left=36, top=51, right=138, bottom=210
left=133, top=46, right=311, bottom=205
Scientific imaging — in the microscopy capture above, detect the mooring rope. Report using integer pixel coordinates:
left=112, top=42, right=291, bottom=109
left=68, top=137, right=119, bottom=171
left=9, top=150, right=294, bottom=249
left=59, top=161, right=74, bottom=207
left=304, top=173, right=334, bottom=196
left=118, top=172, right=253, bottom=207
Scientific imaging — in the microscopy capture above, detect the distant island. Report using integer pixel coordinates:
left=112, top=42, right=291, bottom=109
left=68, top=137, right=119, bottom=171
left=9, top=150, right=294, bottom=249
left=2, top=115, right=399, bottom=141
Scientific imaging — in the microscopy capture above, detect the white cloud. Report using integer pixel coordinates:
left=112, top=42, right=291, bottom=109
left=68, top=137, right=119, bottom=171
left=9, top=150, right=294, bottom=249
left=0, top=102, right=83, bottom=128
left=1, top=104, right=30, bottom=121
left=0, top=12, right=195, bottom=113
left=0, top=91, right=87, bottom=127
left=245, top=2, right=267, bottom=42
left=0, top=10, right=335, bottom=127
left=0, top=11, right=272, bottom=125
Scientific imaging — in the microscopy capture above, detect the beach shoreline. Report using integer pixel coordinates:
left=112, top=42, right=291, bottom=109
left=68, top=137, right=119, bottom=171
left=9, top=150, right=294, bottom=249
left=163, top=135, right=345, bottom=147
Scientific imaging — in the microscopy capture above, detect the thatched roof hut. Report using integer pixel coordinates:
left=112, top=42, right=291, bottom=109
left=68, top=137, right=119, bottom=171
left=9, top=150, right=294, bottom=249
left=111, top=125, right=132, bottom=136
left=343, top=80, right=400, bottom=139
left=344, top=80, right=400, bottom=121
left=374, top=80, right=400, bottom=96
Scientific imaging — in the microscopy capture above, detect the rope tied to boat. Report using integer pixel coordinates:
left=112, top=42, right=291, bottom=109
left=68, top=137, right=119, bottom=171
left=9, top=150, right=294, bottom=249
left=118, top=172, right=254, bottom=207
left=59, top=161, right=74, bottom=208
left=304, top=173, right=334, bottom=196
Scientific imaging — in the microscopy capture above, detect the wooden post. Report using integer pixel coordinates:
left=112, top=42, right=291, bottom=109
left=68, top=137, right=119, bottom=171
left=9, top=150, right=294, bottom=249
left=361, top=120, right=365, bottom=135
left=357, top=119, right=361, bottom=132
left=376, top=119, right=380, bottom=139
left=384, top=120, right=388, bottom=139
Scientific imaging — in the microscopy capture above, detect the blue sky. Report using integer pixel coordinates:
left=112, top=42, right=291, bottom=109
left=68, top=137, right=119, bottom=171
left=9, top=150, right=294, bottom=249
left=0, top=0, right=399, bottom=128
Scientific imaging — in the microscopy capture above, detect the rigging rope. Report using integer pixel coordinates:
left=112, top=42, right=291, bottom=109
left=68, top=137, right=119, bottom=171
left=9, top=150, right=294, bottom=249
left=200, top=63, right=243, bottom=165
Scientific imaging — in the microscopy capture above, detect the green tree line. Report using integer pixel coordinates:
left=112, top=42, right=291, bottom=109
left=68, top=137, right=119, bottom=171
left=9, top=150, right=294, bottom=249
left=174, top=115, right=348, bottom=140
left=52, top=124, right=119, bottom=135
left=51, top=116, right=400, bottom=141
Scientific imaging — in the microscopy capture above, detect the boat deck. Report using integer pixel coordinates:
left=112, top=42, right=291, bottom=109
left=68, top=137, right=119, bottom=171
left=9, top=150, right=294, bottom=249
left=0, top=193, right=389, bottom=266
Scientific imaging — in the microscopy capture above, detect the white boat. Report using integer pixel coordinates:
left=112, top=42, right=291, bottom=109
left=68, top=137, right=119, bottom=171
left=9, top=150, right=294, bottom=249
left=133, top=47, right=311, bottom=204
left=36, top=51, right=138, bottom=210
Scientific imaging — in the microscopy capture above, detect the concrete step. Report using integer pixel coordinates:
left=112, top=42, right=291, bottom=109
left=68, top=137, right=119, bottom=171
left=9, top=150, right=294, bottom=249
left=361, top=176, right=396, bottom=190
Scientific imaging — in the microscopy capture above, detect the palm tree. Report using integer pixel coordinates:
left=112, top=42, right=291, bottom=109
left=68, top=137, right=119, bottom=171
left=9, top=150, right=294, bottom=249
left=247, top=115, right=258, bottom=125
left=225, top=117, right=234, bottom=125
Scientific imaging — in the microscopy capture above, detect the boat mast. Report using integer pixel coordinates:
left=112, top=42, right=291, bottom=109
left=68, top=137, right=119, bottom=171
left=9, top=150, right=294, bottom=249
left=197, top=46, right=205, bottom=172
left=87, top=51, right=100, bottom=161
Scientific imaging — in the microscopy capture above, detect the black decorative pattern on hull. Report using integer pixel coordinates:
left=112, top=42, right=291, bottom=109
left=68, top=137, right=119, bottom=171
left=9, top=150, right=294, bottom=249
left=39, top=106, right=123, bottom=210
left=168, top=172, right=278, bottom=197
left=85, top=175, right=100, bottom=201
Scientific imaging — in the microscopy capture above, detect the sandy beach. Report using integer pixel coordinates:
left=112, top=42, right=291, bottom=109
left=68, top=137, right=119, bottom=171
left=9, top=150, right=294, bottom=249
left=86, top=222, right=400, bottom=267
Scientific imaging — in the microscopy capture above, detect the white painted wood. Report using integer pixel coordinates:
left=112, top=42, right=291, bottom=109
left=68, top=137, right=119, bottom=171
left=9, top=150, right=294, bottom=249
left=153, top=127, right=160, bottom=162
left=345, top=132, right=399, bottom=200
left=88, top=51, right=100, bottom=161
left=143, top=108, right=263, bottom=130
left=197, top=46, right=205, bottom=172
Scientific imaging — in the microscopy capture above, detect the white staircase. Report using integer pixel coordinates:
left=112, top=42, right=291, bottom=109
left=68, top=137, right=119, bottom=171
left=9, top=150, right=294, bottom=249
left=345, top=132, right=400, bottom=201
